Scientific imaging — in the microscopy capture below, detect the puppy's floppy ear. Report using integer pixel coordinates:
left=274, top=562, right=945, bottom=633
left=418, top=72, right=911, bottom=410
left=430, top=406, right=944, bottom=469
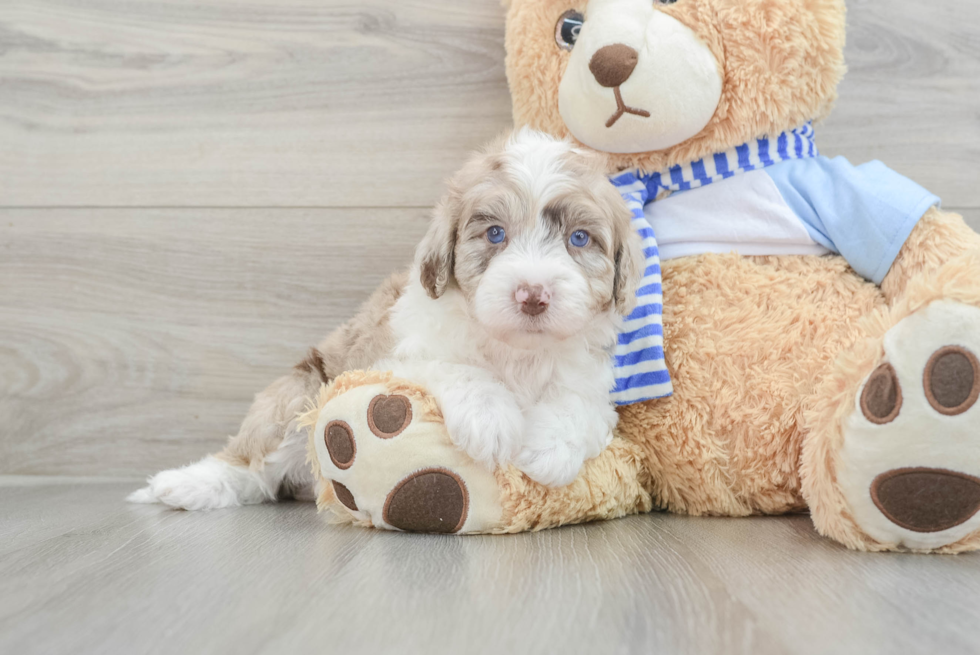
left=613, top=223, right=645, bottom=315
left=416, top=189, right=461, bottom=299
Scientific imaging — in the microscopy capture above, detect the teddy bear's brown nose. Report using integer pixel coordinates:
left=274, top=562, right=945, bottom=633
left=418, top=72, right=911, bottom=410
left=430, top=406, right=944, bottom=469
left=589, top=44, right=640, bottom=88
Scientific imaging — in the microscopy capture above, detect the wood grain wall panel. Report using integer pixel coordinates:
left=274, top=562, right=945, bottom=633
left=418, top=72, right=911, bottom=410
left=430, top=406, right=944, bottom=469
left=0, top=208, right=429, bottom=475
left=1, top=0, right=978, bottom=207
left=0, top=0, right=513, bottom=207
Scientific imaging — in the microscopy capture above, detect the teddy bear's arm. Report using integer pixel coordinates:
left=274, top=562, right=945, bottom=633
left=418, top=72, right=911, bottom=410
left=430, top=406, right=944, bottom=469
left=765, top=156, right=939, bottom=285
left=767, top=156, right=980, bottom=300
left=880, top=206, right=980, bottom=303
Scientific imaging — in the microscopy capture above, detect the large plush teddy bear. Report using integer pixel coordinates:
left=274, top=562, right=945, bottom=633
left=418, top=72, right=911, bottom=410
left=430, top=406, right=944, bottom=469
left=303, top=0, right=980, bottom=553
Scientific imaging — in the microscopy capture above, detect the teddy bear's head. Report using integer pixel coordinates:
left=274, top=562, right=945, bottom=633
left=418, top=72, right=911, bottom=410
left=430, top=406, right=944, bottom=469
left=504, top=0, right=846, bottom=172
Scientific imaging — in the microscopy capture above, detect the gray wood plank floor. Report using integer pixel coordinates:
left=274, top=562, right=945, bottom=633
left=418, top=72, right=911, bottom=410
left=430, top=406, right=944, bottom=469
left=1, top=480, right=979, bottom=655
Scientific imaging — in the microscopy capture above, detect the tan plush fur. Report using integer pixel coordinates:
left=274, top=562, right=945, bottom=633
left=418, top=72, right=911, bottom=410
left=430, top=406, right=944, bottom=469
left=496, top=0, right=980, bottom=552
left=493, top=437, right=653, bottom=532
left=620, top=254, right=884, bottom=517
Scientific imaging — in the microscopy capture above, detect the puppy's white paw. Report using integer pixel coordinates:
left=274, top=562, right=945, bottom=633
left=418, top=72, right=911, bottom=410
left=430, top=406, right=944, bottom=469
left=126, top=456, right=271, bottom=511
left=440, top=386, right=523, bottom=470
left=513, top=440, right=583, bottom=488
left=515, top=404, right=613, bottom=487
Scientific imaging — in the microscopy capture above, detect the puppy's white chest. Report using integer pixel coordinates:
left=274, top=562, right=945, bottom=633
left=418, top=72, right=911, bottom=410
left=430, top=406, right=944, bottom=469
left=487, top=353, right=559, bottom=408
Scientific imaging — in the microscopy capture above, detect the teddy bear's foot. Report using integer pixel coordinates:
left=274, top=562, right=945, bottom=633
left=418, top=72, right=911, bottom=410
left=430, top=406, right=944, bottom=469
left=302, top=372, right=505, bottom=534
left=837, top=300, right=980, bottom=551
left=301, top=370, right=656, bottom=535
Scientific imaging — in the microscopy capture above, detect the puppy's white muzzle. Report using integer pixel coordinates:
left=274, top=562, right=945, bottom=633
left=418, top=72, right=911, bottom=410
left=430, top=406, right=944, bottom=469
left=474, top=246, right=593, bottom=343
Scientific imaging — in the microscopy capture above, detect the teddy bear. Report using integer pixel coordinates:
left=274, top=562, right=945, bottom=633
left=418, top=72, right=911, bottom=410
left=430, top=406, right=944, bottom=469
left=302, top=0, right=980, bottom=553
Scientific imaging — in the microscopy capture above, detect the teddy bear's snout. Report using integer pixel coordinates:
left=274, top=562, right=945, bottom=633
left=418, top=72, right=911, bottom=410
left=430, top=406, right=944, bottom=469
left=589, top=43, right=639, bottom=88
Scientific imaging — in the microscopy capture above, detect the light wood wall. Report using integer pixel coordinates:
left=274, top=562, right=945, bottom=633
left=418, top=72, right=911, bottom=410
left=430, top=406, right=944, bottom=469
left=2, top=0, right=978, bottom=476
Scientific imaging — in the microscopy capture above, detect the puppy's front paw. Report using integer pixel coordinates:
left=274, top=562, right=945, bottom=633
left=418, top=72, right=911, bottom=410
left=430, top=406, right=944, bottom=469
left=441, top=387, right=523, bottom=470
left=515, top=406, right=613, bottom=487
left=514, top=440, right=585, bottom=488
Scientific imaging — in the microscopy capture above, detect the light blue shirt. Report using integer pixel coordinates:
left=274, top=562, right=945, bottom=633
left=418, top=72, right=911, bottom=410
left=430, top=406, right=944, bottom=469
left=766, top=156, right=940, bottom=283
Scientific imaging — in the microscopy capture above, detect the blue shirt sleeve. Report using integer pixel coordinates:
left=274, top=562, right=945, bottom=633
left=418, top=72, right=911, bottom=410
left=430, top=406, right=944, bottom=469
left=765, top=156, right=940, bottom=284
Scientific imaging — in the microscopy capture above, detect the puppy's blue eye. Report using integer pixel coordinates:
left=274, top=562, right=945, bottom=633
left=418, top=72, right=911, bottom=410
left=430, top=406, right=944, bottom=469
left=569, top=230, right=590, bottom=247
left=487, top=226, right=506, bottom=244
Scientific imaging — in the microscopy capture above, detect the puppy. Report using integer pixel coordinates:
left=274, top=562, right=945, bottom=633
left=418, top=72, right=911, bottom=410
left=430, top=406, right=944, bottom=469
left=129, top=128, right=644, bottom=510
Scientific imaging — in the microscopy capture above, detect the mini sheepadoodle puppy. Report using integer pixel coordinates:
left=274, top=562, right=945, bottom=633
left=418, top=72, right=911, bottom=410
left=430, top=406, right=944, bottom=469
left=130, top=128, right=644, bottom=510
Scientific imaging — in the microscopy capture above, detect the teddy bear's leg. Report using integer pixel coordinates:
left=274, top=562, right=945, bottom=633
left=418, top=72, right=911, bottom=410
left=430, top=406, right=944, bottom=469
left=305, top=371, right=652, bottom=534
left=802, top=246, right=980, bottom=552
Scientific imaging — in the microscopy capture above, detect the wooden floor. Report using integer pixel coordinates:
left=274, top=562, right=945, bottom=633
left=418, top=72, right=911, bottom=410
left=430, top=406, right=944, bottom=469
left=1, top=480, right=979, bottom=655
left=2, top=0, right=980, bottom=653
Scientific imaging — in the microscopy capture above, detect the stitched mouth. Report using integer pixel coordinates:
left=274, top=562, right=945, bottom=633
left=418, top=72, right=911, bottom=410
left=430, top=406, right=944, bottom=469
left=605, top=86, right=650, bottom=128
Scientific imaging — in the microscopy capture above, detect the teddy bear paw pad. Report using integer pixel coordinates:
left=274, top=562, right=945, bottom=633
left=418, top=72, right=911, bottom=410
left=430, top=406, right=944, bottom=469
left=383, top=468, right=468, bottom=533
left=840, top=300, right=980, bottom=550
left=307, top=375, right=503, bottom=534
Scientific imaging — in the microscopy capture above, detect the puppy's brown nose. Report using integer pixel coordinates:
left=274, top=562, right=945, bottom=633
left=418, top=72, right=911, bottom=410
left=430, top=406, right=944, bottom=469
left=516, top=284, right=550, bottom=316
left=589, top=44, right=639, bottom=88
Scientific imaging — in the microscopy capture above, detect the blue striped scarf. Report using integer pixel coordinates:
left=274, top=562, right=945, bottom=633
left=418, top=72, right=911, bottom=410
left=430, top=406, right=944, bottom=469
left=609, top=123, right=819, bottom=405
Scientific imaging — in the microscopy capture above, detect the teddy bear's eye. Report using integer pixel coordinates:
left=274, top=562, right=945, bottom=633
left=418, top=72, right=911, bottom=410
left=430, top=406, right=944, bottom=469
left=555, top=10, right=584, bottom=51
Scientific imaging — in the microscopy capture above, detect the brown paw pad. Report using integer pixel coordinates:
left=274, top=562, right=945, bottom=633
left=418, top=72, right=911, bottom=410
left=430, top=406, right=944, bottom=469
left=871, top=468, right=980, bottom=533
left=324, top=420, right=355, bottom=469
left=924, top=346, right=980, bottom=416
left=368, top=394, right=412, bottom=438
left=332, top=480, right=358, bottom=511
left=860, top=363, right=903, bottom=425
left=383, top=468, right=468, bottom=533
